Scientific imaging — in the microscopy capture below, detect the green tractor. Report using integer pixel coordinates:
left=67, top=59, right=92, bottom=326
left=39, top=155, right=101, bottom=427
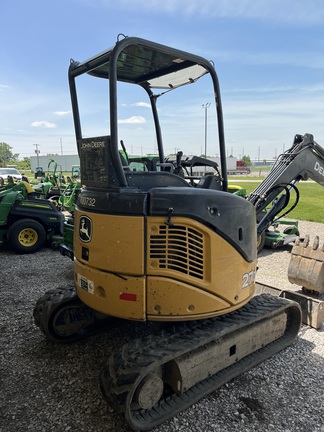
left=57, top=173, right=82, bottom=260
left=0, top=181, right=64, bottom=253
left=57, top=179, right=81, bottom=213
left=31, top=159, right=65, bottom=201
left=71, top=165, right=81, bottom=181
left=34, top=166, right=45, bottom=180
left=57, top=165, right=82, bottom=214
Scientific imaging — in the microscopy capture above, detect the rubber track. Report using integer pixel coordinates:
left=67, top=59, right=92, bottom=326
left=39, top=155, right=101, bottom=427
left=100, top=294, right=301, bottom=431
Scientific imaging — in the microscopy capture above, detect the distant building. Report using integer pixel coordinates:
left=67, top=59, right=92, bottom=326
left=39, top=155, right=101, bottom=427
left=252, top=161, right=274, bottom=166
left=30, top=155, right=80, bottom=172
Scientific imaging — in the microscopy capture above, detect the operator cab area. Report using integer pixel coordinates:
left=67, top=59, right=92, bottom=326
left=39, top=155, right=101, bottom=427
left=68, top=35, right=228, bottom=193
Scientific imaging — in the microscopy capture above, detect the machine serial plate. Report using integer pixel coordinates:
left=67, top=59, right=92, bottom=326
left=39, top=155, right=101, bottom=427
left=77, top=274, right=94, bottom=294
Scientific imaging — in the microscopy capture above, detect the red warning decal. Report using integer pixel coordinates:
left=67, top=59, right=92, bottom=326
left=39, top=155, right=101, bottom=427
left=119, top=293, right=137, bottom=302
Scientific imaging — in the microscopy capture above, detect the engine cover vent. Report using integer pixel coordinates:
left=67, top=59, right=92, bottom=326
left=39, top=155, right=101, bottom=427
left=149, top=224, right=204, bottom=279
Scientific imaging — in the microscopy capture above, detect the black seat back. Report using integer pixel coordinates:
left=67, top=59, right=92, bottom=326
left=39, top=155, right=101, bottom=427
left=126, top=171, right=191, bottom=192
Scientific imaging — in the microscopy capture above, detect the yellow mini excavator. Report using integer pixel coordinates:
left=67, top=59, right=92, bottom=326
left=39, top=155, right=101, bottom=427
left=34, top=35, right=316, bottom=431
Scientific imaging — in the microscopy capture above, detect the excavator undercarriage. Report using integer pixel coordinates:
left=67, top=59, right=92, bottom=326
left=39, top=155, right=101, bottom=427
left=34, top=290, right=301, bottom=431
left=101, top=295, right=301, bottom=431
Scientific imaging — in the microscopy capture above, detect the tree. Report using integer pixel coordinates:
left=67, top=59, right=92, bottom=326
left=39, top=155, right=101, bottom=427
left=242, top=155, right=252, bottom=166
left=0, top=142, right=19, bottom=166
left=17, top=157, right=31, bottom=171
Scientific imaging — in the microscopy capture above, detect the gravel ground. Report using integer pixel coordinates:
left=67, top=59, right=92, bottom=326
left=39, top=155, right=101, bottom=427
left=0, top=220, right=323, bottom=432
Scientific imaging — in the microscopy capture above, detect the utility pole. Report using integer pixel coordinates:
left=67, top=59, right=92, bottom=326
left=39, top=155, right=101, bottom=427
left=60, top=138, right=63, bottom=156
left=202, top=103, right=210, bottom=172
left=34, top=144, right=40, bottom=166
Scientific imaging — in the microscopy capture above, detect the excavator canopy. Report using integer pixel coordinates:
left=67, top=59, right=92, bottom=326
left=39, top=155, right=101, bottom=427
left=72, top=37, right=209, bottom=89
left=68, top=35, right=227, bottom=191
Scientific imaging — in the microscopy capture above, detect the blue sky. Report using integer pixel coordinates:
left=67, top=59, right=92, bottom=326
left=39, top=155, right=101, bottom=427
left=1, top=0, right=324, bottom=161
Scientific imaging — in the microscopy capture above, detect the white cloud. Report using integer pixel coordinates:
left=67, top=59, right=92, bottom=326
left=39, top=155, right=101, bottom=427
left=118, top=116, right=146, bottom=124
left=54, top=111, right=71, bottom=116
left=31, top=121, right=57, bottom=129
left=134, top=102, right=151, bottom=108
left=0, top=84, right=9, bottom=91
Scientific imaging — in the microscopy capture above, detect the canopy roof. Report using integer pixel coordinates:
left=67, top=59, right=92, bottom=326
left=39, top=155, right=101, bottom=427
left=77, top=38, right=209, bottom=89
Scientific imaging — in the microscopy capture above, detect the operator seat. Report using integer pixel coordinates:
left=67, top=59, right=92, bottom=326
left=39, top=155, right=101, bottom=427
left=197, top=174, right=222, bottom=190
left=125, top=171, right=191, bottom=192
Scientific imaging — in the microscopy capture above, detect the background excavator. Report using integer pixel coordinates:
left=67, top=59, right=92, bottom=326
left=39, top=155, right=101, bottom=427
left=34, top=36, right=323, bottom=431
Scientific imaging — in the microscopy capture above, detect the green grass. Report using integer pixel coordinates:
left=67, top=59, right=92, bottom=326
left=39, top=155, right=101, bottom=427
left=229, top=180, right=324, bottom=224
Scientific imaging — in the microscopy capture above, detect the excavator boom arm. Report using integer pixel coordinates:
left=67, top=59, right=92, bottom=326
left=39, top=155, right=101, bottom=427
left=247, top=134, right=324, bottom=234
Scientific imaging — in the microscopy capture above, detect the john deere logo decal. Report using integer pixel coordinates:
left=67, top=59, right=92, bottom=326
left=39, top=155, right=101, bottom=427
left=79, top=216, right=92, bottom=242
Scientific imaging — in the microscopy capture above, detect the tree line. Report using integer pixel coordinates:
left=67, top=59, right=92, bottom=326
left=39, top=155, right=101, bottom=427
left=0, top=142, right=31, bottom=170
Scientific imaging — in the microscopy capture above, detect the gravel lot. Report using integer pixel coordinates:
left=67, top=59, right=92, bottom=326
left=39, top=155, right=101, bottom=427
left=0, top=220, right=323, bottom=432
